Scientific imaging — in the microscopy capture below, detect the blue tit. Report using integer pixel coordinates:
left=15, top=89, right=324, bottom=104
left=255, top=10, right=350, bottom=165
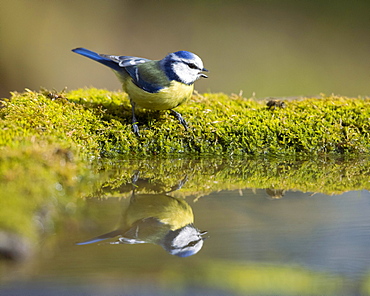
left=77, top=193, right=207, bottom=257
left=72, top=47, right=208, bottom=135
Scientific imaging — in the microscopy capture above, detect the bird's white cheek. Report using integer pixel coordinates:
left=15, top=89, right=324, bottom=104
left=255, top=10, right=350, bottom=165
left=172, top=64, right=197, bottom=85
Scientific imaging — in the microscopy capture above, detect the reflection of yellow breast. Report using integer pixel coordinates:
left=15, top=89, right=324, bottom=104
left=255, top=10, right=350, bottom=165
left=123, top=79, right=194, bottom=110
left=125, top=194, right=194, bottom=230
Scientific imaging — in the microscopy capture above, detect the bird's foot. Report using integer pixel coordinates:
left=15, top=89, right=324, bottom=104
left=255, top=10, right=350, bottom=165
left=132, top=122, right=140, bottom=136
left=170, top=110, right=188, bottom=130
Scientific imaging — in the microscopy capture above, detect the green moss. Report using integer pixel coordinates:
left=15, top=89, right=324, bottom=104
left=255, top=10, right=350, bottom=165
left=2, top=89, right=370, bottom=157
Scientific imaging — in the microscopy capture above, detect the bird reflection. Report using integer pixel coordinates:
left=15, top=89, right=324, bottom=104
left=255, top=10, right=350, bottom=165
left=77, top=172, right=207, bottom=257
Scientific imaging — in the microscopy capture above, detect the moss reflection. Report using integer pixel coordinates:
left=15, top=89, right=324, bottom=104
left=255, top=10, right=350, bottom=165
left=78, top=172, right=207, bottom=257
left=97, top=156, right=370, bottom=198
left=1, top=155, right=370, bottom=261
left=162, top=260, right=346, bottom=295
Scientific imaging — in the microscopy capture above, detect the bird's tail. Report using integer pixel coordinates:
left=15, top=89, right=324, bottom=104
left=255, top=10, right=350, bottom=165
left=72, top=47, right=121, bottom=71
left=76, top=229, right=122, bottom=245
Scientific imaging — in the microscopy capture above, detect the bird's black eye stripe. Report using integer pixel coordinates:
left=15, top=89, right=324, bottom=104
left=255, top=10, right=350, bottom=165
left=187, top=62, right=199, bottom=70
left=184, top=239, right=201, bottom=248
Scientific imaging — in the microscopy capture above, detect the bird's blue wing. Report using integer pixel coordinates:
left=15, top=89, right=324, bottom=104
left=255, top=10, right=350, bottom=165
left=118, top=57, right=150, bottom=68
left=99, top=54, right=149, bottom=67
left=125, top=65, right=165, bottom=93
left=106, top=55, right=165, bottom=93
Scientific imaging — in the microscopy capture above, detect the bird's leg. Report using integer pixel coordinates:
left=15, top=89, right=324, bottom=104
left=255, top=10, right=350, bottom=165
left=131, top=103, right=140, bottom=136
left=166, top=175, right=188, bottom=193
left=170, top=109, right=188, bottom=131
left=131, top=170, right=140, bottom=194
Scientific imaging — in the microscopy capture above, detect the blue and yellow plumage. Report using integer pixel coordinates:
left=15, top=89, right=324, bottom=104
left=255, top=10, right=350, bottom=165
left=72, top=48, right=208, bottom=135
left=76, top=173, right=207, bottom=257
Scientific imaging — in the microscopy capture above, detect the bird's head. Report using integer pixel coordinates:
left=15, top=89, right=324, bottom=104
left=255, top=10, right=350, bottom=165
left=161, top=51, right=208, bottom=85
left=161, top=224, right=208, bottom=257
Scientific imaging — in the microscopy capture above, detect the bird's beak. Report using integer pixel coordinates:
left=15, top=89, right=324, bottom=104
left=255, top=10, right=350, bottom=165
left=200, top=230, right=208, bottom=238
left=200, top=68, right=208, bottom=78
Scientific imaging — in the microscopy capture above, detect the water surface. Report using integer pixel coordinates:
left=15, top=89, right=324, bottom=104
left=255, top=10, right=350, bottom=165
left=1, top=158, right=370, bottom=296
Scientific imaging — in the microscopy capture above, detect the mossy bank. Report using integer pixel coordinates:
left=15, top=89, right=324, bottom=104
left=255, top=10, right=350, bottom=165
left=1, top=88, right=370, bottom=157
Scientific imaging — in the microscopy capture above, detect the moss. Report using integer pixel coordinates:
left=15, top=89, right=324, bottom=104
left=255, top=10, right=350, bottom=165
left=2, top=89, right=370, bottom=157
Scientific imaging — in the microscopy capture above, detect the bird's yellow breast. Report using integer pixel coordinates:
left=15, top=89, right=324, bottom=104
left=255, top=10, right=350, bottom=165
left=123, top=79, right=194, bottom=110
left=124, top=194, right=194, bottom=230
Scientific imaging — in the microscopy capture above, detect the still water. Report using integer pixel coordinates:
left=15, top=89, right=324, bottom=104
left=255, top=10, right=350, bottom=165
left=1, top=158, right=370, bottom=295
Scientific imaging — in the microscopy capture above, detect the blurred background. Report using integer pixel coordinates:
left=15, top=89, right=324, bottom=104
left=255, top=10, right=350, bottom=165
left=1, top=0, right=369, bottom=99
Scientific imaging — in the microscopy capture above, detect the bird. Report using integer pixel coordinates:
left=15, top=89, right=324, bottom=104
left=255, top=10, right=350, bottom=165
left=77, top=193, right=207, bottom=257
left=77, top=173, right=207, bottom=257
left=72, top=47, right=208, bottom=135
